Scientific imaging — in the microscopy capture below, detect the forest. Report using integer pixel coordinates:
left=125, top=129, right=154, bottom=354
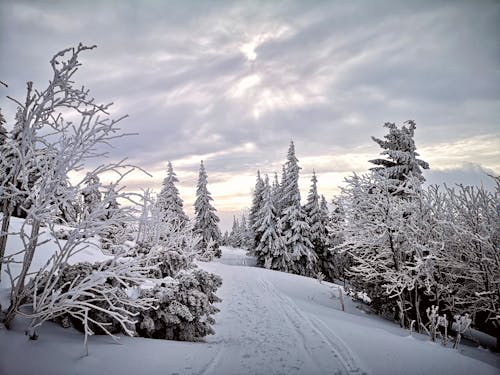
left=0, top=43, right=498, bottom=374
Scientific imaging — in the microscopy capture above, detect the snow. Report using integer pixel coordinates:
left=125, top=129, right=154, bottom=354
left=0, top=230, right=498, bottom=375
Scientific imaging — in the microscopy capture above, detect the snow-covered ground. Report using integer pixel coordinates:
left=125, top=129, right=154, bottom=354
left=0, top=224, right=498, bottom=375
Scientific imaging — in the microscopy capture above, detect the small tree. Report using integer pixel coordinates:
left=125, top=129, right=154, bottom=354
left=156, top=161, right=188, bottom=230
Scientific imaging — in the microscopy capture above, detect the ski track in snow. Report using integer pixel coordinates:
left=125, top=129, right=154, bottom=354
left=200, top=248, right=367, bottom=375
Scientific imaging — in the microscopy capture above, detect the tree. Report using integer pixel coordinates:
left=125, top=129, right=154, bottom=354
left=339, top=171, right=423, bottom=327
left=370, top=120, right=429, bottom=185
left=326, top=196, right=349, bottom=282
left=81, top=173, right=102, bottom=217
left=156, top=161, right=188, bottom=230
left=278, top=141, right=317, bottom=276
left=249, top=171, right=265, bottom=251
left=193, top=161, right=221, bottom=258
left=304, top=172, right=327, bottom=261
left=255, top=175, right=287, bottom=270
left=228, top=216, right=241, bottom=247
left=0, top=44, right=133, bottom=327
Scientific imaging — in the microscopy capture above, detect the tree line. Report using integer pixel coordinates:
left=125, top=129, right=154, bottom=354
left=231, top=122, right=499, bottom=351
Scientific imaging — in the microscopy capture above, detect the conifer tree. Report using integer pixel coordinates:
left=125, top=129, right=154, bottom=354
left=249, top=171, right=265, bottom=250
left=370, top=120, right=429, bottom=184
left=193, top=161, right=221, bottom=257
left=304, top=171, right=326, bottom=253
left=278, top=141, right=317, bottom=276
left=229, top=216, right=241, bottom=247
left=157, top=161, right=188, bottom=229
left=255, top=175, right=287, bottom=270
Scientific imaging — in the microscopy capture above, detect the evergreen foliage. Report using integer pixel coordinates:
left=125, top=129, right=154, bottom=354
left=156, top=161, right=188, bottom=229
left=193, top=161, right=221, bottom=258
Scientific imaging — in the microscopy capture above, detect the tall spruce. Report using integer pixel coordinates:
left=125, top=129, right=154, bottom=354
left=255, top=175, right=287, bottom=270
left=193, top=161, right=221, bottom=257
left=278, top=141, right=317, bottom=276
left=157, top=161, right=188, bottom=229
left=249, top=171, right=265, bottom=250
left=304, top=171, right=326, bottom=253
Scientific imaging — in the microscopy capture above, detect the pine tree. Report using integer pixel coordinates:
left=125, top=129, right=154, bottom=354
left=327, top=196, right=349, bottom=281
left=370, top=120, right=429, bottom=184
left=239, top=214, right=253, bottom=250
left=193, top=161, right=221, bottom=257
left=81, top=174, right=102, bottom=217
left=249, top=171, right=265, bottom=251
left=156, top=161, right=188, bottom=229
left=304, top=171, right=326, bottom=254
left=229, top=216, right=241, bottom=247
left=278, top=141, right=317, bottom=276
left=255, top=175, right=287, bottom=270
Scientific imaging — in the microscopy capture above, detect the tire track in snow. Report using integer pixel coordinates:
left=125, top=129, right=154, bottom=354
left=258, top=276, right=366, bottom=375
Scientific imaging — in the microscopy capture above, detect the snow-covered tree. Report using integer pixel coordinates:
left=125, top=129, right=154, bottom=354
left=156, top=161, right=188, bottom=230
left=228, top=216, right=241, bottom=247
left=81, top=173, right=102, bottom=217
left=193, top=161, right=221, bottom=258
left=255, top=175, right=287, bottom=270
left=339, top=171, right=423, bottom=327
left=0, top=44, right=134, bottom=328
left=304, top=172, right=327, bottom=263
left=423, top=180, right=500, bottom=350
left=249, top=171, right=265, bottom=250
left=326, top=196, right=349, bottom=282
left=278, top=141, right=317, bottom=276
left=370, top=120, right=429, bottom=185
left=239, top=214, right=253, bottom=250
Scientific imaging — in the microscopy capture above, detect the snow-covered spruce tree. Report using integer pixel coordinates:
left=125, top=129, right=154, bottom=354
left=193, top=161, right=221, bottom=258
left=0, top=44, right=159, bottom=334
left=255, top=175, right=288, bottom=270
left=156, top=161, right=188, bottom=230
left=278, top=141, right=317, bottom=276
left=239, top=214, right=253, bottom=250
left=370, top=120, right=429, bottom=185
left=228, top=215, right=241, bottom=247
left=249, top=171, right=265, bottom=251
left=221, top=230, right=230, bottom=246
left=326, top=196, right=350, bottom=282
left=304, top=172, right=328, bottom=277
left=132, top=192, right=222, bottom=341
left=81, top=173, right=102, bottom=218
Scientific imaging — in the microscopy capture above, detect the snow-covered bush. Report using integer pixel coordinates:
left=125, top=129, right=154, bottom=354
left=136, top=268, right=222, bottom=341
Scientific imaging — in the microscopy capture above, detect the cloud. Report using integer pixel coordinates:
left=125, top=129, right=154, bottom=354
left=1, top=0, right=499, bottom=230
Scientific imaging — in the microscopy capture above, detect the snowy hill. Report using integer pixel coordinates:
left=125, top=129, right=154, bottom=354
left=0, top=234, right=498, bottom=374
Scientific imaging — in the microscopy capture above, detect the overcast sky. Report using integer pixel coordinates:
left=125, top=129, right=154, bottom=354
left=1, top=0, right=499, bottom=230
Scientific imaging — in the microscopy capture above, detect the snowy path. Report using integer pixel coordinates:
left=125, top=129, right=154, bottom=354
left=201, top=249, right=363, bottom=375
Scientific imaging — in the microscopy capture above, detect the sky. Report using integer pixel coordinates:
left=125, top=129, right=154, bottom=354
left=1, top=0, right=499, bottom=230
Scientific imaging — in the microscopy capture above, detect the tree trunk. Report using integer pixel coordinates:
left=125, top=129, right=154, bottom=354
left=414, top=288, right=422, bottom=333
left=4, top=220, right=41, bottom=327
left=0, top=203, right=12, bottom=283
